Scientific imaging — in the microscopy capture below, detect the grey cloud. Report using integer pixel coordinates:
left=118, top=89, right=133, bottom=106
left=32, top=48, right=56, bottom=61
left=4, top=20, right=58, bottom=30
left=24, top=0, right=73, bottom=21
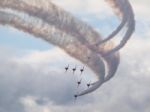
left=0, top=50, right=81, bottom=112
left=0, top=41, right=150, bottom=112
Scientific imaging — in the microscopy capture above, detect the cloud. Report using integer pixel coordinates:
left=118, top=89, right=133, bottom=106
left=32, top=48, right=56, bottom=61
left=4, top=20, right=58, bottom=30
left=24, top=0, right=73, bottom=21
left=51, top=0, right=114, bottom=21
left=0, top=0, right=150, bottom=112
left=52, top=0, right=150, bottom=36
left=0, top=34, right=150, bottom=112
left=0, top=45, right=96, bottom=111
left=51, top=0, right=150, bottom=22
left=0, top=57, right=73, bottom=112
left=130, top=0, right=150, bottom=20
left=51, top=0, right=110, bottom=14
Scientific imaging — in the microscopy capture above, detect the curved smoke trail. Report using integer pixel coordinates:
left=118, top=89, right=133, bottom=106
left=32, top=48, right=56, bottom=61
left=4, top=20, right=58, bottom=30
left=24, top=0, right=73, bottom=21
left=96, top=0, right=135, bottom=56
left=0, top=3, right=106, bottom=96
left=96, top=0, right=128, bottom=46
left=106, top=0, right=135, bottom=55
left=0, top=0, right=100, bottom=45
left=0, top=0, right=135, bottom=97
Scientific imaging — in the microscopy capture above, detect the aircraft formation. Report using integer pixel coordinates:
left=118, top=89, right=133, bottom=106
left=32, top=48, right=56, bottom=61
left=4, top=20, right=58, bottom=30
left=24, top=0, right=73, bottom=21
left=0, top=0, right=135, bottom=102
left=64, top=64, right=91, bottom=101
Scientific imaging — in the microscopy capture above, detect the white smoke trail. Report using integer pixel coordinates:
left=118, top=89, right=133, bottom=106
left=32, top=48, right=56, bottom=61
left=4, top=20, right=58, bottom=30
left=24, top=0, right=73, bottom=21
left=105, top=0, right=135, bottom=55
left=74, top=0, right=135, bottom=96
left=0, top=0, right=106, bottom=96
left=0, top=0, right=134, bottom=97
left=0, top=0, right=101, bottom=45
left=0, top=9, right=105, bottom=97
left=76, top=44, right=120, bottom=96
left=0, top=10, right=106, bottom=78
left=96, top=0, right=128, bottom=46
left=76, top=80, right=104, bottom=96
left=96, top=0, right=135, bottom=56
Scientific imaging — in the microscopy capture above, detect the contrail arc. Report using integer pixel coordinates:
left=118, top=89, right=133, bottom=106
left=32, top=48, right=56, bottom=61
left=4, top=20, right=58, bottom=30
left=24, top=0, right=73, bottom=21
left=0, top=0, right=135, bottom=97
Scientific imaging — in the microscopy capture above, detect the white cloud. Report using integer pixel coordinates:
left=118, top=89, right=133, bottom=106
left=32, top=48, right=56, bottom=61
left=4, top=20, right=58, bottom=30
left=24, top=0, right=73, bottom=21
left=130, top=0, right=150, bottom=20
left=0, top=34, right=150, bottom=112
left=51, top=0, right=114, bottom=18
left=51, top=0, right=150, bottom=20
left=0, top=0, right=150, bottom=112
left=13, top=47, right=70, bottom=66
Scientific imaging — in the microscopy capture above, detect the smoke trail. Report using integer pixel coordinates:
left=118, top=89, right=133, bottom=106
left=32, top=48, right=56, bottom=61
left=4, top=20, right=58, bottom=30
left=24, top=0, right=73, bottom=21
left=76, top=80, right=104, bottom=96
left=0, top=10, right=106, bottom=79
left=99, top=0, right=135, bottom=56
left=106, top=0, right=124, bottom=17
left=96, top=0, right=128, bottom=46
left=104, top=52, right=120, bottom=82
left=0, top=10, right=107, bottom=96
left=0, top=0, right=101, bottom=45
left=105, top=0, right=135, bottom=55
left=0, top=0, right=130, bottom=97
left=76, top=42, right=120, bottom=96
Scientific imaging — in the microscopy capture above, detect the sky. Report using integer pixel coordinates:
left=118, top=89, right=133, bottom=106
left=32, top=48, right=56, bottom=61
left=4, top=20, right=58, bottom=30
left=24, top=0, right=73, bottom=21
left=0, top=0, right=150, bottom=112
